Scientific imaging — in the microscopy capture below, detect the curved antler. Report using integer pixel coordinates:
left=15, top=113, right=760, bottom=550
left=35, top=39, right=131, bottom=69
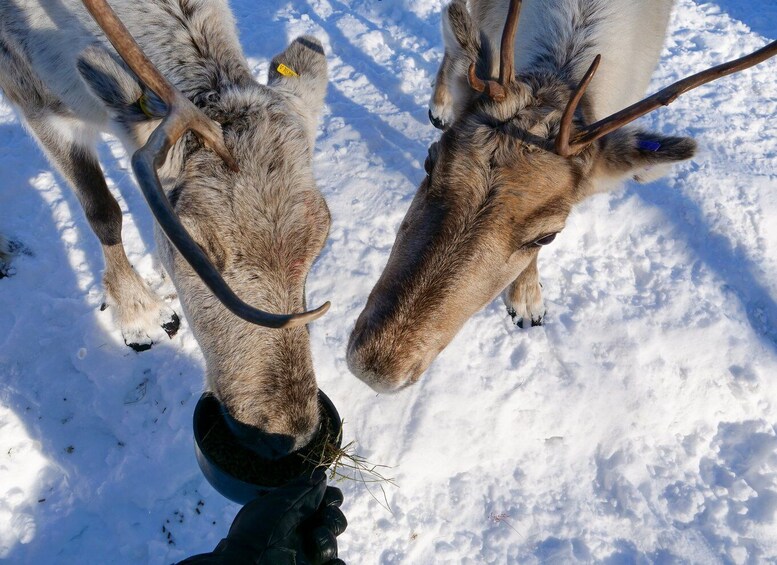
left=81, top=0, right=330, bottom=328
left=556, top=40, right=777, bottom=157
left=467, top=0, right=522, bottom=101
left=555, top=55, right=601, bottom=157
left=468, top=64, right=505, bottom=101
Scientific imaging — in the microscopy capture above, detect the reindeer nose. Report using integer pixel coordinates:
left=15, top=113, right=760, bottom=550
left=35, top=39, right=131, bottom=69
left=346, top=343, right=428, bottom=393
left=347, top=316, right=438, bottom=392
left=222, top=412, right=296, bottom=459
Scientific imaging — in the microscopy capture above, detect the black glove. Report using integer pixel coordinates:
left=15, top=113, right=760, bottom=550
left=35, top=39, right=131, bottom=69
left=179, top=469, right=347, bottom=565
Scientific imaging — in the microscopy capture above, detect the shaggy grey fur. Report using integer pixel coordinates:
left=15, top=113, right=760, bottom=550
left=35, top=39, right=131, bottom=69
left=0, top=0, right=330, bottom=457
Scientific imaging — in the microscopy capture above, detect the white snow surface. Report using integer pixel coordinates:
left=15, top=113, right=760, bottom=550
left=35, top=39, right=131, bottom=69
left=1, top=0, right=776, bottom=563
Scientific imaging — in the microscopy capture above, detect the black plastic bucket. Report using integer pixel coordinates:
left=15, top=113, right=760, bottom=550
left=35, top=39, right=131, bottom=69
left=193, top=389, right=342, bottom=504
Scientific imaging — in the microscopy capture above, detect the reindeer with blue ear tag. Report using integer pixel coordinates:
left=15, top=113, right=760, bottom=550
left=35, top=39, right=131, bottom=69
left=349, top=0, right=777, bottom=392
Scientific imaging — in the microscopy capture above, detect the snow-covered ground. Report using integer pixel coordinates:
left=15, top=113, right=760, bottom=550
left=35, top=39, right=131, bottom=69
left=1, top=0, right=776, bottom=562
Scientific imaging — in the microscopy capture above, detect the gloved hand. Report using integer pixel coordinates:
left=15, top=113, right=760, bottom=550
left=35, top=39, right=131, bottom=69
left=178, top=469, right=347, bottom=564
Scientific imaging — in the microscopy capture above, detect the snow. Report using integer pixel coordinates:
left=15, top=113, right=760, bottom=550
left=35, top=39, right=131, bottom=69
left=1, top=0, right=776, bottom=562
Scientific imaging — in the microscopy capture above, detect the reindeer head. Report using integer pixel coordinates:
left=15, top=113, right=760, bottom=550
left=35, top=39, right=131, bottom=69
left=158, top=51, right=332, bottom=458
left=347, top=0, right=777, bottom=392
left=79, top=1, right=331, bottom=458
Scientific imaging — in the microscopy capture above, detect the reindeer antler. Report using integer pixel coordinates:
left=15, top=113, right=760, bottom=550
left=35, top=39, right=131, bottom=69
left=81, top=0, right=330, bottom=328
left=555, top=54, right=601, bottom=157
left=555, top=40, right=777, bottom=157
left=468, top=0, right=522, bottom=101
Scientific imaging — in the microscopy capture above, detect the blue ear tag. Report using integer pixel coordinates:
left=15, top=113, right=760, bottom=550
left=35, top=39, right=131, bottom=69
left=638, top=140, right=662, bottom=152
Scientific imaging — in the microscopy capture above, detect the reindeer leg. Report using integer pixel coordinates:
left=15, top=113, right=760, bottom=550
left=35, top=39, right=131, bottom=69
left=503, top=252, right=545, bottom=328
left=25, top=115, right=179, bottom=351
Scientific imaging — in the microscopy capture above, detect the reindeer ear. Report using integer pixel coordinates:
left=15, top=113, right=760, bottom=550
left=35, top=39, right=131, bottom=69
left=77, top=44, right=166, bottom=122
left=593, top=128, right=697, bottom=184
left=268, top=36, right=328, bottom=110
left=442, top=0, right=481, bottom=64
left=429, top=0, right=484, bottom=129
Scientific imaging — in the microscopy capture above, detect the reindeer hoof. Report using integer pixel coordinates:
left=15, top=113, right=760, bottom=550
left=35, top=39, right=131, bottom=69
left=126, top=340, right=153, bottom=352
left=121, top=325, right=155, bottom=352
left=507, top=307, right=545, bottom=329
left=517, top=315, right=544, bottom=328
left=107, top=286, right=178, bottom=351
left=162, top=312, right=180, bottom=338
left=428, top=109, right=447, bottom=130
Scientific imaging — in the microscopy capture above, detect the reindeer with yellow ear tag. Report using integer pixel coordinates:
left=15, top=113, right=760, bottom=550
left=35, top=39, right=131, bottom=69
left=0, top=0, right=333, bottom=459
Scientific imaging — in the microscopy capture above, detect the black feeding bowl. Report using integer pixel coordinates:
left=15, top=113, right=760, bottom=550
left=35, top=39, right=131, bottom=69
left=193, top=390, right=342, bottom=504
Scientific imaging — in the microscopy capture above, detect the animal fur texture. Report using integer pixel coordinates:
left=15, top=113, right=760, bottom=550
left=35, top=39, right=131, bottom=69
left=0, top=0, right=331, bottom=457
left=349, top=0, right=696, bottom=392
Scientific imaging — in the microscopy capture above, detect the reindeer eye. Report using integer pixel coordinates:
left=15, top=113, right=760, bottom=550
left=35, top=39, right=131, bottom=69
left=531, top=233, right=557, bottom=247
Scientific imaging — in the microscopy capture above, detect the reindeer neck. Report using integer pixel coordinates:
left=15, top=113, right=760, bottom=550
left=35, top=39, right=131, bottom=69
left=78, top=0, right=255, bottom=107
left=126, top=3, right=253, bottom=105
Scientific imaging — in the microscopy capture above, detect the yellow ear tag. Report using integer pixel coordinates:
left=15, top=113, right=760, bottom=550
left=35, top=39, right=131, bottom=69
left=276, top=63, right=299, bottom=78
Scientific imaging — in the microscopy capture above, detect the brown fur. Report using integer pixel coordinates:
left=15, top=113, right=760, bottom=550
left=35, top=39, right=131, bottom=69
left=349, top=3, right=696, bottom=392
